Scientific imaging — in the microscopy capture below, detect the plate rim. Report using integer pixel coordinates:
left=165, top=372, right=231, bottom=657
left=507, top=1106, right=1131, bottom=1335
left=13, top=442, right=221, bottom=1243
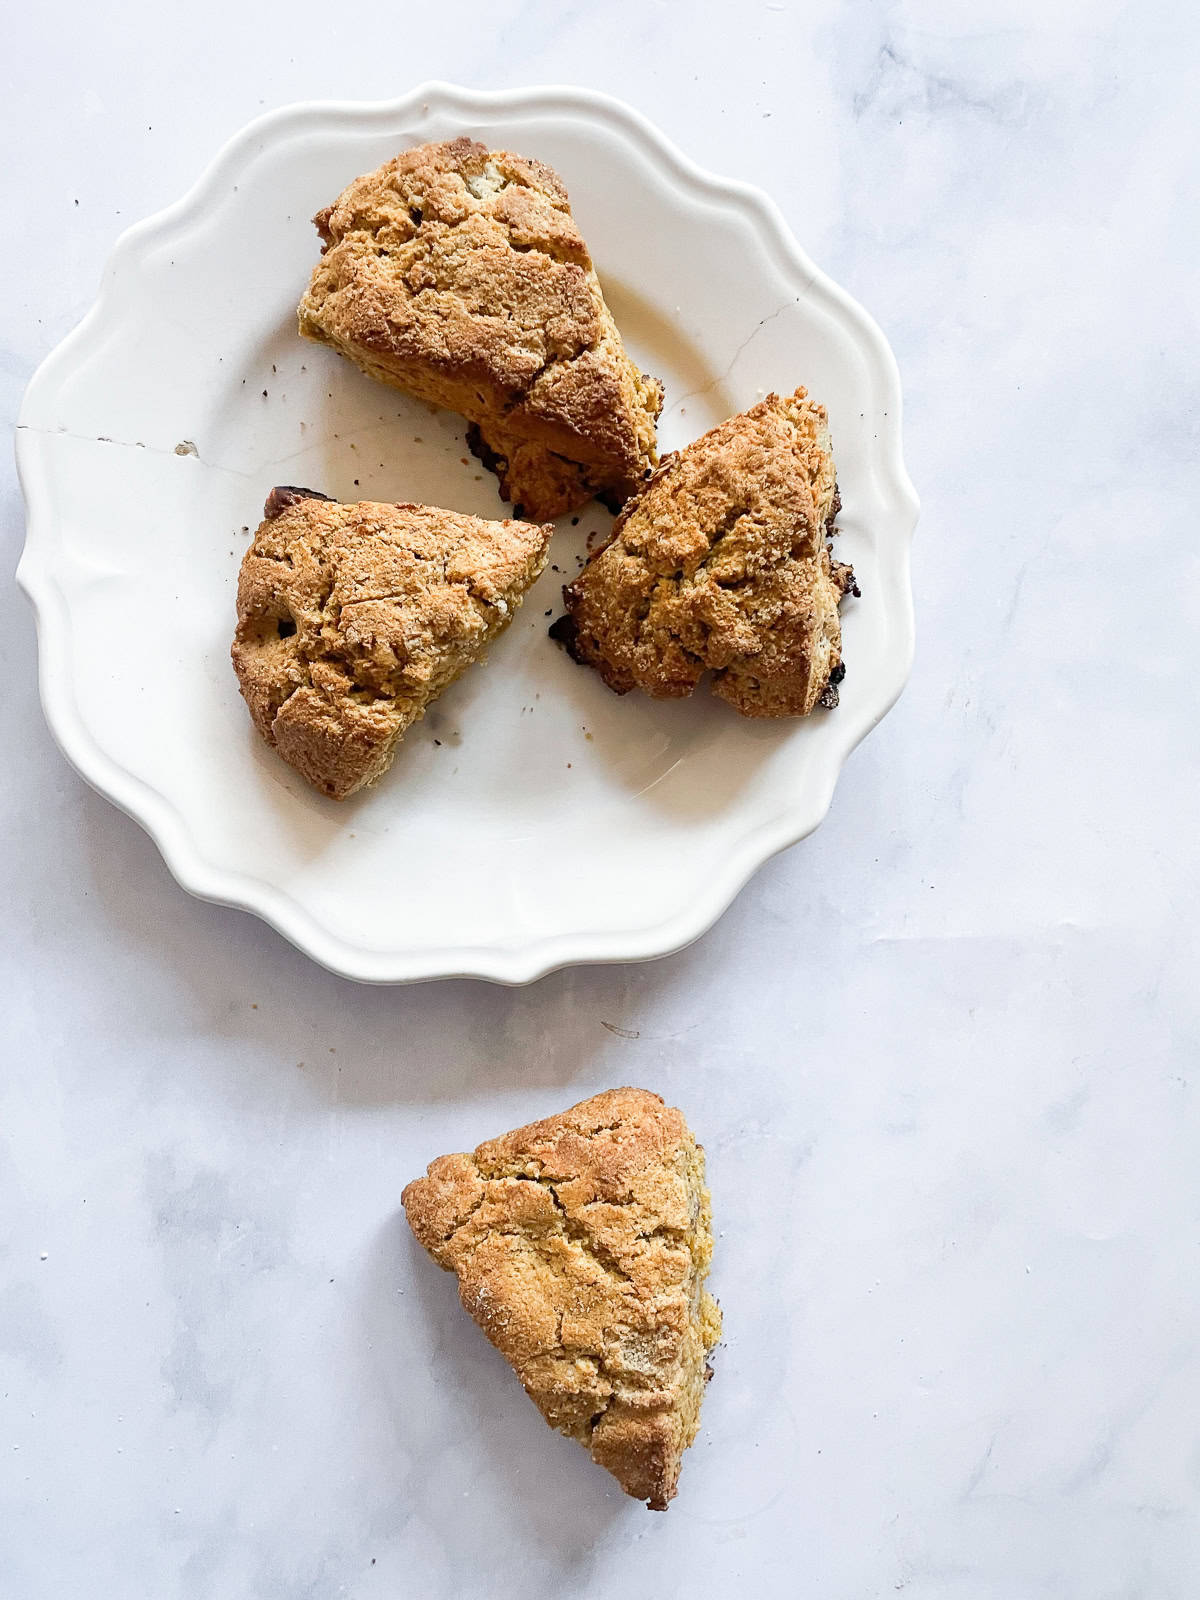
left=15, top=80, right=919, bottom=986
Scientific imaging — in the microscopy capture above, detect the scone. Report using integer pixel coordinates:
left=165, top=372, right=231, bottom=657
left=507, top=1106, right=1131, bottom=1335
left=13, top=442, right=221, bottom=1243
left=232, top=486, right=551, bottom=798
left=298, top=137, right=663, bottom=521
left=402, top=1088, right=721, bottom=1510
left=551, top=388, right=858, bottom=715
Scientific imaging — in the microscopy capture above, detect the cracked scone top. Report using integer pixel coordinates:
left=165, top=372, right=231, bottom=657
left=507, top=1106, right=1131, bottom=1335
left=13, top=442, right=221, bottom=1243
left=402, top=1088, right=721, bottom=1510
left=298, top=137, right=664, bottom=522
left=231, top=487, right=551, bottom=799
left=553, top=388, right=857, bottom=715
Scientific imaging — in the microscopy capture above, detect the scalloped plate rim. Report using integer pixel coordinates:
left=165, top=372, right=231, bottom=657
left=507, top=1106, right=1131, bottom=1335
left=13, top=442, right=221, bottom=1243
left=16, top=81, right=918, bottom=986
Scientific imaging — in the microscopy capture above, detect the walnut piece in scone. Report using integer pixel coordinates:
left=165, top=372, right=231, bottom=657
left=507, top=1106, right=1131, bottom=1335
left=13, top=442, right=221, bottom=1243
left=552, top=388, right=858, bottom=715
left=231, top=487, right=551, bottom=799
left=298, top=137, right=663, bottom=522
left=402, top=1088, right=721, bottom=1511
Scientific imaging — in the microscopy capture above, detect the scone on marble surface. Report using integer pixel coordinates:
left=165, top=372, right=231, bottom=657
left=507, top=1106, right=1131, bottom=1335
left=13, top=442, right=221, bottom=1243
left=402, top=1087, right=721, bottom=1510
left=298, top=137, right=664, bottom=522
left=551, top=387, right=857, bottom=715
left=231, top=486, right=551, bottom=799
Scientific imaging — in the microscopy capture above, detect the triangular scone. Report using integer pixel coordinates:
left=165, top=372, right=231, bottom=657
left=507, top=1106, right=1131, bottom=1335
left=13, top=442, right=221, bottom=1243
left=232, top=486, right=551, bottom=799
left=298, top=138, right=663, bottom=522
left=402, top=1088, right=721, bottom=1510
left=553, top=387, right=858, bottom=715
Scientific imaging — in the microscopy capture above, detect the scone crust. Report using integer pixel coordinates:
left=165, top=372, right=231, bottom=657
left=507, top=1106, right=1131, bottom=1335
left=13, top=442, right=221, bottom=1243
left=299, top=137, right=663, bottom=520
left=403, top=1087, right=721, bottom=1510
left=231, top=488, right=551, bottom=798
left=555, top=388, right=855, bottom=715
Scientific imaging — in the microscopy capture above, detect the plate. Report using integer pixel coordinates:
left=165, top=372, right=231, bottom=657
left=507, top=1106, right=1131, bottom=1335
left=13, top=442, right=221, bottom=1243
left=16, top=83, right=918, bottom=984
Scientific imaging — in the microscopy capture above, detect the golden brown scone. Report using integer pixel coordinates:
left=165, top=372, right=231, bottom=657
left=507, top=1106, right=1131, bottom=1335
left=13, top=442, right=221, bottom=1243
left=402, top=1088, right=721, bottom=1510
left=232, top=486, right=551, bottom=798
left=298, top=137, right=663, bottom=521
left=552, top=388, right=858, bottom=715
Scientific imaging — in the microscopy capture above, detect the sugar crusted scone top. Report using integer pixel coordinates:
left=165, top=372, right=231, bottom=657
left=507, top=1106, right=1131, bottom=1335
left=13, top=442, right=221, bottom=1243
left=299, top=138, right=659, bottom=487
left=404, top=1087, right=711, bottom=1276
left=403, top=1087, right=720, bottom=1509
left=559, top=388, right=851, bottom=714
left=619, top=388, right=839, bottom=570
left=237, top=495, right=550, bottom=699
left=232, top=492, right=551, bottom=797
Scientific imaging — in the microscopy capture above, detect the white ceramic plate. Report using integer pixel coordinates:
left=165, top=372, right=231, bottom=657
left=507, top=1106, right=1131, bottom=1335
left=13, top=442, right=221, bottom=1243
left=16, top=84, right=917, bottom=984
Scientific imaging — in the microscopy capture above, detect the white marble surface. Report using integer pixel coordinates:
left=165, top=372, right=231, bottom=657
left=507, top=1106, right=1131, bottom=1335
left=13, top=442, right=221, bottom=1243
left=3, top=2, right=1197, bottom=1595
